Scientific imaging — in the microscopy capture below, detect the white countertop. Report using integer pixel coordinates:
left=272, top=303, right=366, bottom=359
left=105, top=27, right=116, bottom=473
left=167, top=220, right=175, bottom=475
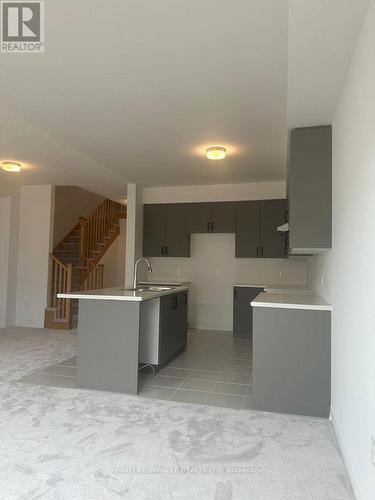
left=234, top=283, right=310, bottom=293
left=251, top=292, right=332, bottom=311
left=58, top=286, right=189, bottom=302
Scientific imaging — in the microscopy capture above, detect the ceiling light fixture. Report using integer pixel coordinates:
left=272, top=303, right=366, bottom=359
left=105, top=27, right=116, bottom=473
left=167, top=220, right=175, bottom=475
left=2, top=161, right=22, bottom=172
left=206, top=146, right=226, bottom=160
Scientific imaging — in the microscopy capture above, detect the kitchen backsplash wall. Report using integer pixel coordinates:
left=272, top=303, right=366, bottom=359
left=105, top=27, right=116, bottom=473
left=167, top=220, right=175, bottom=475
left=146, top=233, right=308, bottom=330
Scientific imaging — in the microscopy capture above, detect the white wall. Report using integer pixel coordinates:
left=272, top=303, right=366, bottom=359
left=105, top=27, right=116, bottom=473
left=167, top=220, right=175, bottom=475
left=0, top=179, right=20, bottom=328
left=54, top=186, right=104, bottom=245
left=143, top=181, right=286, bottom=204
left=99, top=219, right=126, bottom=288
left=308, top=3, right=375, bottom=498
left=15, top=185, right=55, bottom=328
left=149, top=234, right=307, bottom=330
left=0, top=197, right=11, bottom=327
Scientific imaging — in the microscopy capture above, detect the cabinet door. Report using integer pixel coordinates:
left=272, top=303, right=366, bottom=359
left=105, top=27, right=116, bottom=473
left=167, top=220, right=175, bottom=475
left=143, top=204, right=165, bottom=257
left=159, top=293, right=181, bottom=365
left=233, top=287, right=263, bottom=338
left=187, top=203, right=211, bottom=233
left=165, top=204, right=190, bottom=257
left=235, top=201, right=260, bottom=258
left=260, top=200, right=287, bottom=258
left=177, top=291, right=188, bottom=349
left=289, top=126, right=332, bottom=251
left=210, top=202, right=236, bottom=232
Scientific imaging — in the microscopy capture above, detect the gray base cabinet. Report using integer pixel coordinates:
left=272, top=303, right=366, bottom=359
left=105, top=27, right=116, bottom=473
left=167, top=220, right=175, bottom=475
left=233, top=287, right=264, bottom=338
left=159, top=291, right=188, bottom=366
left=252, top=307, right=331, bottom=418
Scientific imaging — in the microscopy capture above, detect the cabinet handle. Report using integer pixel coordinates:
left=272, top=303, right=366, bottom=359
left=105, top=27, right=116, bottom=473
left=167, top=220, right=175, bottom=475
left=166, top=246, right=168, bottom=256
left=256, top=247, right=259, bottom=257
left=211, top=222, right=214, bottom=231
left=183, top=293, right=188, bottom=305
left=261, top=246, right=264, bottom=256
left=207, top=222, right=210, bottom=231
left=161, top=246, right=164, bottom=255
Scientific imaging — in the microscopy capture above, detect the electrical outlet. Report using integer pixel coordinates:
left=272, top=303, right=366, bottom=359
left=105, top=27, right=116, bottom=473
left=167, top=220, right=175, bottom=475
left=371, top=437, right=375, bottom=468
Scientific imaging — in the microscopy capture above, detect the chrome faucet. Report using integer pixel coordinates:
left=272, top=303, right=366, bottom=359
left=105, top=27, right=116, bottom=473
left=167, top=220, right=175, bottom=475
left=133, top=258, right=152, bottom=289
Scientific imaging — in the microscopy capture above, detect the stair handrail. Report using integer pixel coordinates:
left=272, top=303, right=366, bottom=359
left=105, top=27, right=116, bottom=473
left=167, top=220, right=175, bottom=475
left=79, top=199, right=123, bottom=264
left=50, top=254, right=72, bottom=321
left=79, top=257, right=104, bottom=291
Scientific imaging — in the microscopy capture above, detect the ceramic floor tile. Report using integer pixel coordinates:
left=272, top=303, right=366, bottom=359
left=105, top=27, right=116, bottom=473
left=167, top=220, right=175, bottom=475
left=180, top=378, right=216, bottom=391
left=218, top=372, right=250, bottom=384
left=222, top=365, right=252, bottom=375
left=187, top=370, right=222, bottom=381
left=158, top=367, right=192, bottom=378
left=196, top=361, right=225, bottom=371
left=148, top=376, right=184, bottom=388
left=169, top=359, right=201, bottom=369
left=138, top=386, right=175, bottom=400
left=170, top=390, right=209, bottom=404
left=211, top=382, right=248, bottom=396
left=206, top=393, right=244, bottom=410
left=41, top=364, right=76, bottom=377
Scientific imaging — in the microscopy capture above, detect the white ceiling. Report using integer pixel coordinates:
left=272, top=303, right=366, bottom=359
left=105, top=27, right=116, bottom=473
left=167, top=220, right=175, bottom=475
left=0, top=0, right=370, bottom=196
left=287, top=0, right=370, bottom=127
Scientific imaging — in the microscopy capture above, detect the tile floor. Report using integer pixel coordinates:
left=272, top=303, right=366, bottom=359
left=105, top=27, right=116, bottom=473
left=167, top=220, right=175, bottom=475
left=19, top=329, right=253, bottom=410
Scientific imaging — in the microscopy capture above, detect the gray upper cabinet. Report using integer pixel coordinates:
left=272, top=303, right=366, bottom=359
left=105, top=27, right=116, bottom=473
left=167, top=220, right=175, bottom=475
left=165, top=204, right=190, bottom=257
left=187, top=203, right=211, bottom=233
left=235, top=200, right=287, bottom=258
left=143, top=204, right=165, bottom=257
left=143, top=204, right=190, bottom=257
left=144, top=199, right=287, bottom=258
left=187, top=202, right=236, bottom=233
left=260, top=200, right=287, bottom=258
left=288, top=126, right=332, bottom=254
left=210, top=202, right=236, bottom=232
left=235, top=201, right=260, bottom=258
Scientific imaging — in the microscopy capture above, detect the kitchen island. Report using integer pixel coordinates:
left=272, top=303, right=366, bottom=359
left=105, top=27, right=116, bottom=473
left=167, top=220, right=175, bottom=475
left=58, top=285, right=189, bottom=395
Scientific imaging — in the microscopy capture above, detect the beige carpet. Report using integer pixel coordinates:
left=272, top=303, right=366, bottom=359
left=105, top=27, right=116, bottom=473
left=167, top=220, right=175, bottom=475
left=0, top=327, right=353, bottom=499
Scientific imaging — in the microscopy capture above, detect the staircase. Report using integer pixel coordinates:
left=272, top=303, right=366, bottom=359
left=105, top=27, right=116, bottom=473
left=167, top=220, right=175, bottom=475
left=44, top=199, right=126, bottom=330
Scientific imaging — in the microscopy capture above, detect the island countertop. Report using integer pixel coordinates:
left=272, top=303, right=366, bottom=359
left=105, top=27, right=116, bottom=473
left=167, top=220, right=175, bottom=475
left=58, top=285, right=189, bottom=302
left=251, top=291, right=332, bottom=311
left=234, top=283, right=310, bottom=293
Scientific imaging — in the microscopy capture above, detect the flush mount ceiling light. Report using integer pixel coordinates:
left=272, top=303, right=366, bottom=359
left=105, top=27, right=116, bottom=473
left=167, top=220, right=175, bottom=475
left=2, top=161, right=22, bottom=172
left=206, top=146, right=226, bottom=160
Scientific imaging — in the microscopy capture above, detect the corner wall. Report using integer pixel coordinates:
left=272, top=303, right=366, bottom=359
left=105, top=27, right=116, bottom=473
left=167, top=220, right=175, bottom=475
left=0, top=179, right=20, bottom=328
left=15, top=185, right=55, bottom=328
left=308, top=2, right=375, bottom=497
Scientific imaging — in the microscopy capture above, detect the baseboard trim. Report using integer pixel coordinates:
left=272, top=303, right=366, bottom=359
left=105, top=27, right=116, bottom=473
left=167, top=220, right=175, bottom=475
left=330, top=409, right=362, bottom=500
